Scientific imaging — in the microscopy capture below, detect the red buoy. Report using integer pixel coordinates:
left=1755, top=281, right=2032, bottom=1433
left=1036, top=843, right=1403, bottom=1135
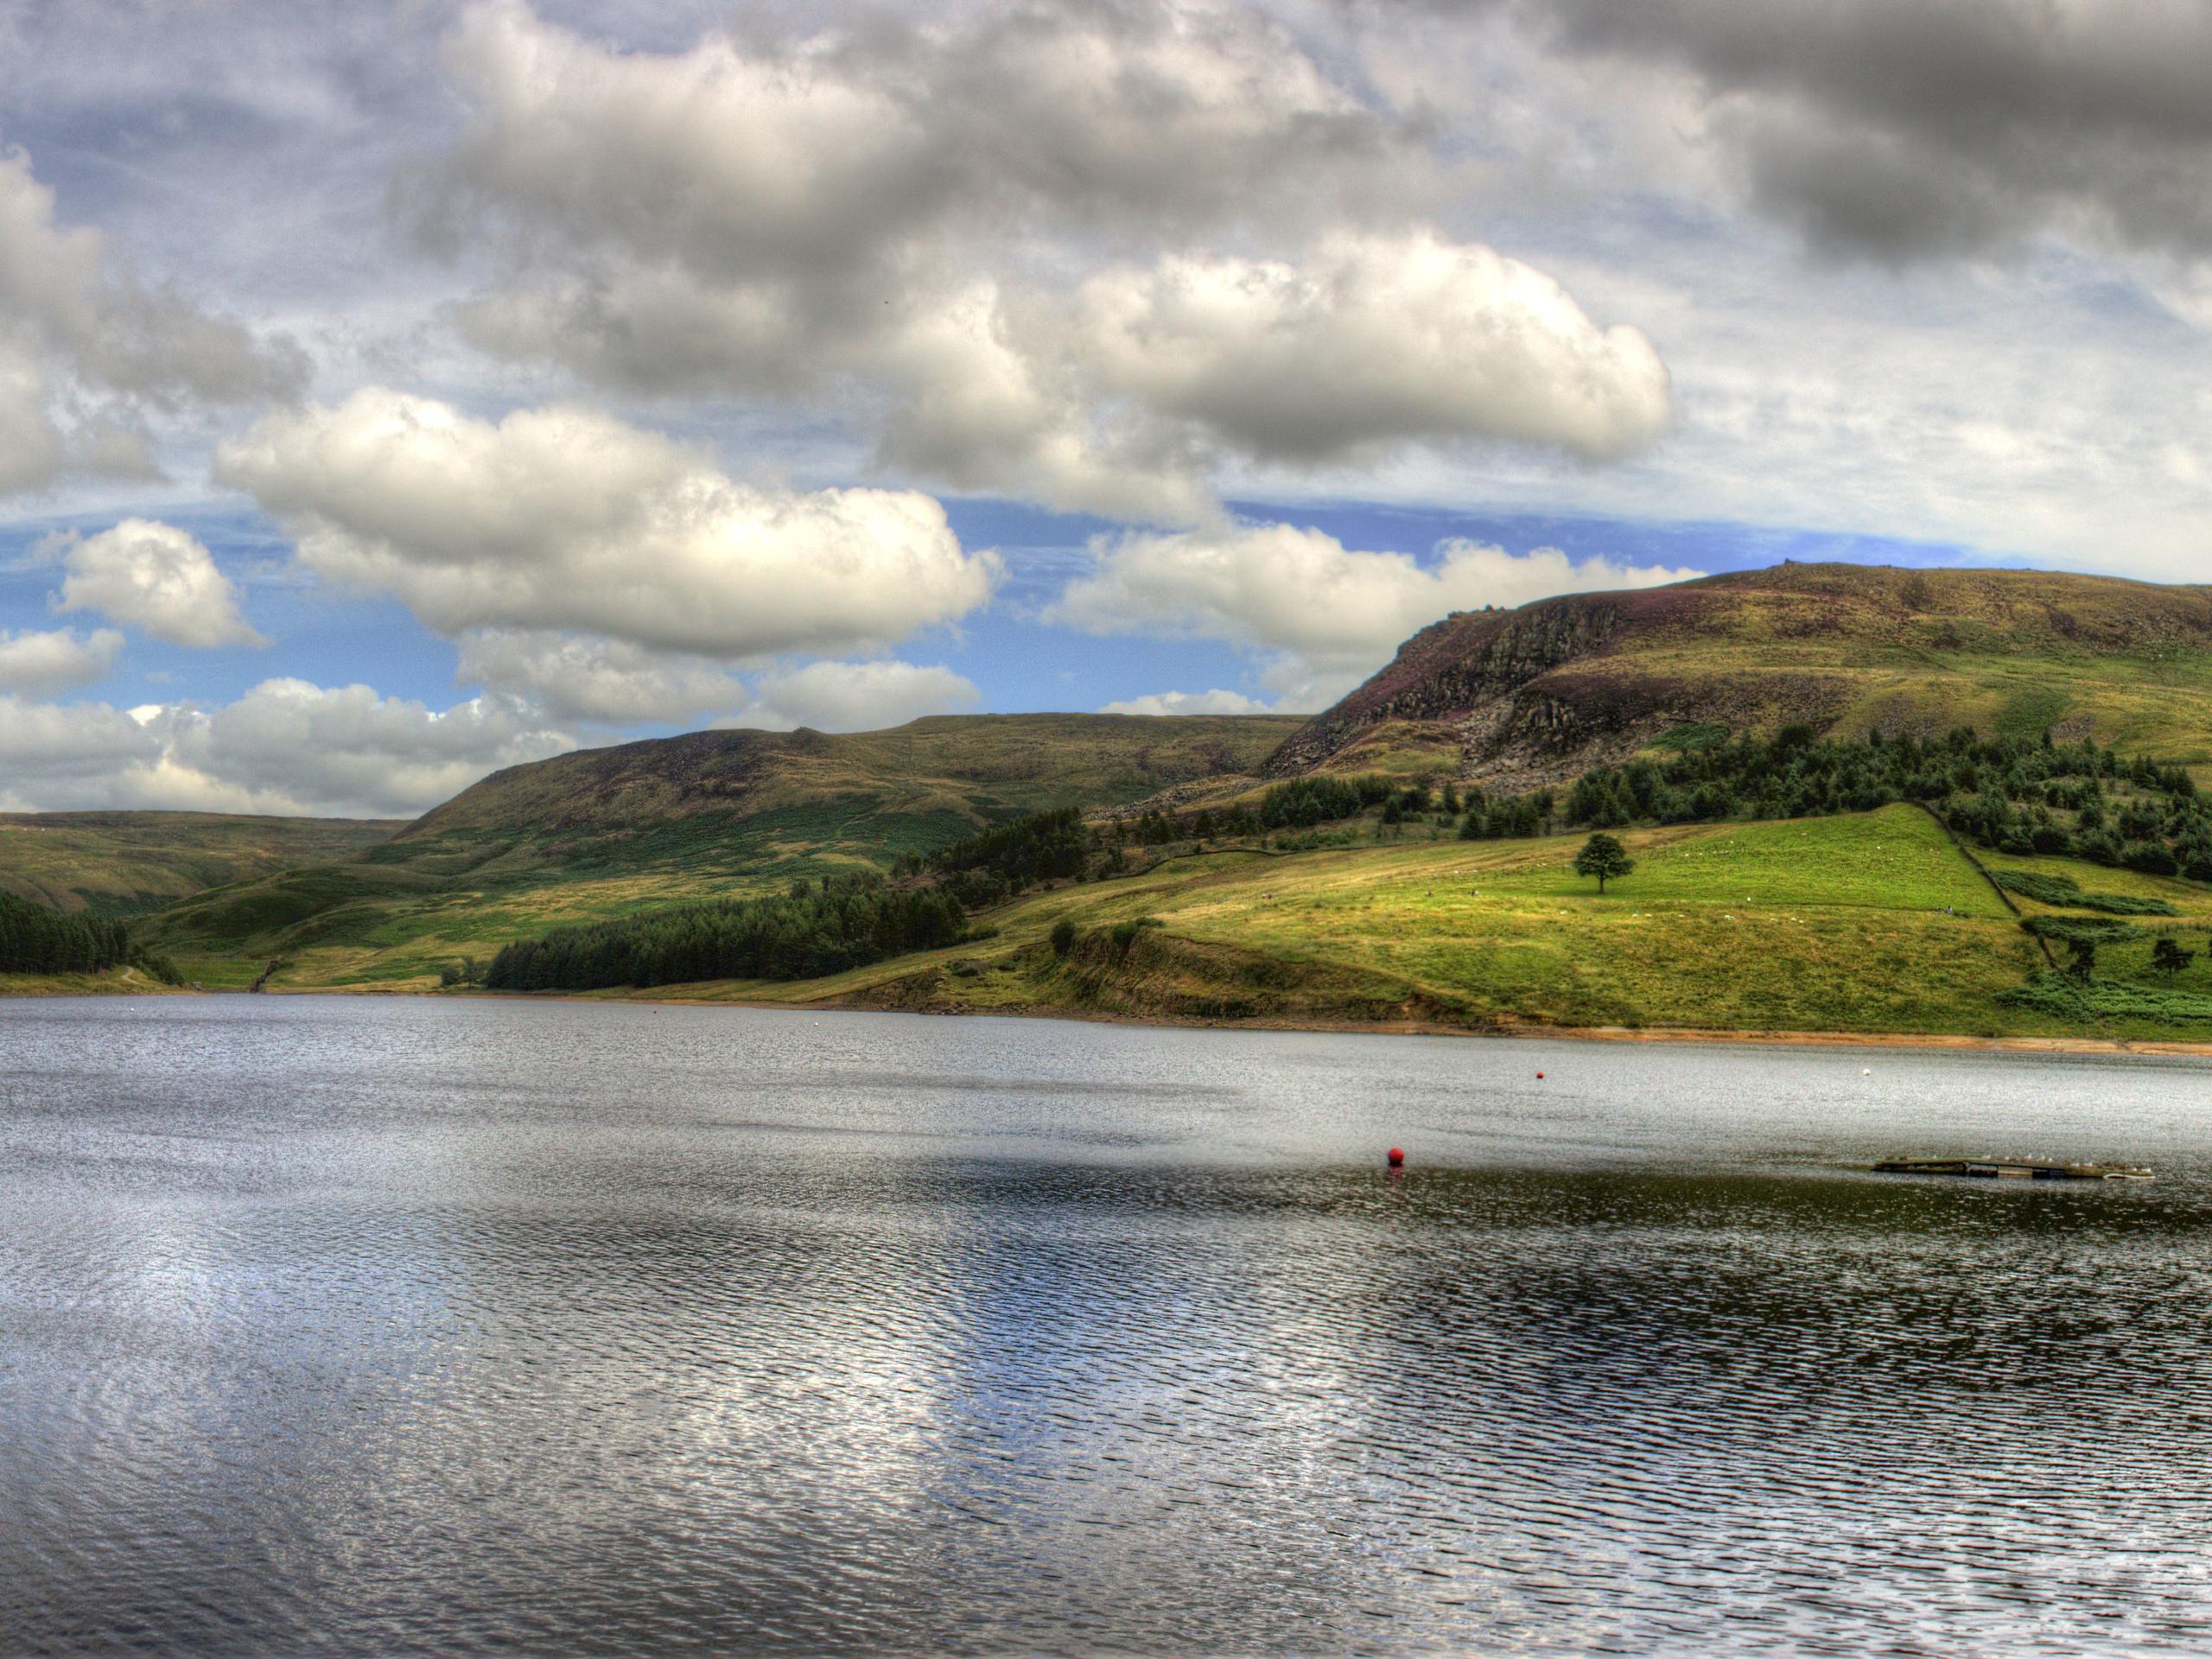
left=1386, top=1147, right=1404, bottom=1167
left=1536, top=1071, right=1545, bottom=1079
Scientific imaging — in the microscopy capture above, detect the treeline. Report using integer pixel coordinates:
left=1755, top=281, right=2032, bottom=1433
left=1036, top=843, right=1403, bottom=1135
left=1117, top=772, right=1551, bottom=848
left=500, top=806, right=1102, bottom=994
left=484, top=874, right=967, bottom=992
left=1561, top=727, right=2212, bottom=880
left=0, top=892, right=179, bottom=981
left=924, top=806, right=1089, bottom=906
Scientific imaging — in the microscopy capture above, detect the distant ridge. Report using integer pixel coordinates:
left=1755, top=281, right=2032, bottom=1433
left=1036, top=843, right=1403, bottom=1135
left=1269, top=563, right=2212, bottom=786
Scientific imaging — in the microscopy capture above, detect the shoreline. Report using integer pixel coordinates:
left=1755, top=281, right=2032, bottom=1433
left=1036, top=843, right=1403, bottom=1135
left=12, top=976, right=2212, bottom=1057
left=523, top=987, right=2212, bottom=1057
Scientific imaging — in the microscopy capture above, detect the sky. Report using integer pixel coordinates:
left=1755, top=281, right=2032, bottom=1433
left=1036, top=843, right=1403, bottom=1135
left=2, top=0, right=2209, bottom=817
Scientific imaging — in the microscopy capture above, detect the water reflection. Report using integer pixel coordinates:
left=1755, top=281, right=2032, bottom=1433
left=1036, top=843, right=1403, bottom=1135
left=2, top=996, right=2209, bottom=1654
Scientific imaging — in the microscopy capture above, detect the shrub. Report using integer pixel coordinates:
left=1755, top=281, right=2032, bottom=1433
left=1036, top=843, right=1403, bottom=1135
left=2000, top=969, right=2212, bottom=1022
left=1992, top=871, right=2177, bottom=917
left=2075, top=830, right=2122, bottom=866
left=1108, top=916, right=1162, bottom=957
left=2125, top=840, right=2180, bottom=877
left=1050, top=917, right=1077, bottom=957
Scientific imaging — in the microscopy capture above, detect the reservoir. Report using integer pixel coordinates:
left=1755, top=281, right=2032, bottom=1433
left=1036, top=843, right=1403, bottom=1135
left=3, top=996, right=2209, bottom=1656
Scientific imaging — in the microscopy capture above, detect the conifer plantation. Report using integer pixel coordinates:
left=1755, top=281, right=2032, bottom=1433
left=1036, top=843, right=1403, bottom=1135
left=0, top=893, right=178, bottom=982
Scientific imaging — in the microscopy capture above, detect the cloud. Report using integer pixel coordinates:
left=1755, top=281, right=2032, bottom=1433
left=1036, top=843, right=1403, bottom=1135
left=1067, top=232, right=1671, bottom=465
left=1052, top=524, right=1703, bottom=703
left=215, top=389, right=1000, bottom=657
left=454, top=628, right=750, bottom=726
left=0, top=679, right=574, bottom=817
left=0, top=147, right=307, bottom=494
left=735, top=659, right=982, bottom=734
left=1099, top=688, right=1275, bottom=715
left=1430, top=0, right=2212, bottom=264
left=0, top=696, right=161, bottom=804
left=454, top=622, right=982, bottom=732
left=428, top=0, right=1417, bottom=281
left=427, top=3, right=1663, bottom=518
left=54, top=518, right=267, bottom=647
left=0, top=626, right=122, bottom=693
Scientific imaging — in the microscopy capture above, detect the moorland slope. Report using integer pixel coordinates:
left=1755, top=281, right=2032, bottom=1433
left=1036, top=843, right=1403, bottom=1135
left=134, top=714, right=1303, bottom=987
left=1271, top=563, right=2212, bottom=786
left=0, top=812, right=402, bottom=914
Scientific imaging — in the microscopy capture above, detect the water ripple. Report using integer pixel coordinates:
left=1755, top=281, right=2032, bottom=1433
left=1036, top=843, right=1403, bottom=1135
left=2, top=996, right=2209, bottom=1655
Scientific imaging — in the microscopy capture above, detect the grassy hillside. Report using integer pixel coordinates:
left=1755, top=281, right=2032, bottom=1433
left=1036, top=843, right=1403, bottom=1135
left=0, top=965, right=191, bottom=996
left=138, top=714, right=1305, bottom=988
left=0, top=812, right=402, bottom=914
left=595, top=804, right=2212, bottom=1043
left=1275, top=563, right=2212, bottom=785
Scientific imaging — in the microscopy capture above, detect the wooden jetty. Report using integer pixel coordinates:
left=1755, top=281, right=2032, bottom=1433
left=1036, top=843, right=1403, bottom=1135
left=1872, top=1157, right=2152, bottom=1182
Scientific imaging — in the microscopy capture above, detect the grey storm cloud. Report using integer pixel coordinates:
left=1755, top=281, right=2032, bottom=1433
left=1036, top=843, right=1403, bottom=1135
left=0, top=147, right=307, bottom=494
left=418, top=0, right=1671, bottom=518
left=1421, top=0, right=2212, bottom=263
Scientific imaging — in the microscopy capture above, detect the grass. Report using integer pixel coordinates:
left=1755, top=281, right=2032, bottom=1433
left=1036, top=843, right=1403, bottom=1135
left=85, top=798, right=2212, bottom=1041
left=1989, top=869, right=2178, bottom=916
left=0, top=965, right=191, bottom=996
left=0, top=812, right=401, bottom=913
left=1978, top=846, right=2212, bottom=924
left=596, top=804, right=2204, bottom=1039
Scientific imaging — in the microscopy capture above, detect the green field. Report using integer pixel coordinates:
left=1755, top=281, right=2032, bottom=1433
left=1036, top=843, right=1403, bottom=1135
left=0, top=965, right=189, bottom=996
left=593, top=805, right=2212, bottom=1042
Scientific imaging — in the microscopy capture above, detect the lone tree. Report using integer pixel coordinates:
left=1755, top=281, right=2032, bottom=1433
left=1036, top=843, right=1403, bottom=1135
left=2025, top=915, right=2139, bottom=979
left=2153, top=935, right=2193, bottom=977
left=1573, top=832, right=1636, bottom=893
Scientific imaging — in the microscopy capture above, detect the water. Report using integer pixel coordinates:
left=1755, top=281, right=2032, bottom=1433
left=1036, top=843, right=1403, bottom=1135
left=4, top=996, right=2211, bottom=1656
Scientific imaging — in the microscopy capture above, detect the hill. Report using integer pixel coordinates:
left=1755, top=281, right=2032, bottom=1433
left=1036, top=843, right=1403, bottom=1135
left=538, top=804, right=2212, bottom=1045
left=1269, top=563, right=2212, bottom=786
left=136, top=714, right=1304, bottom=988
left=0, top=811, right=402, bottom=914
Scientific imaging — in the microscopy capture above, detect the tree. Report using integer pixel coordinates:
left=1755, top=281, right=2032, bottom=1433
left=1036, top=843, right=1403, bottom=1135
left=2153, top=936, right=2193, bottom=977
left=1573, top=832, right=1635, bottom=893
left=1050, top=917, right=1077, bottom=957
left=2024, top=915, right=2139, bottom=979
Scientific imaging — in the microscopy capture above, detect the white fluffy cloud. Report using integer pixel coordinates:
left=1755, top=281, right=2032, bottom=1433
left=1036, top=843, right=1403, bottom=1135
left=1053, top=525, right=1703, bottom=703
left=427, top=3, right=1667, bottom=518
left=215, top=389, right=1000, bottom=657
left=0, top=626, right=122, bottom=692
left=0, top=680, right=573, bottom=817
left=0, top=148, right=305, bottom=496
left=55, top=518, right=266, bottom=647
left=455, top=626, right=981, bottom=733
left=733, top=660, right=983, bottom=734
left=1099, top=688, right=1275, bottom=716
left=1069, top=234, right=1670, bottom=465
left=454, top=629, right=748, bottom=726
left=0, top=696, right=159, bottom=803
